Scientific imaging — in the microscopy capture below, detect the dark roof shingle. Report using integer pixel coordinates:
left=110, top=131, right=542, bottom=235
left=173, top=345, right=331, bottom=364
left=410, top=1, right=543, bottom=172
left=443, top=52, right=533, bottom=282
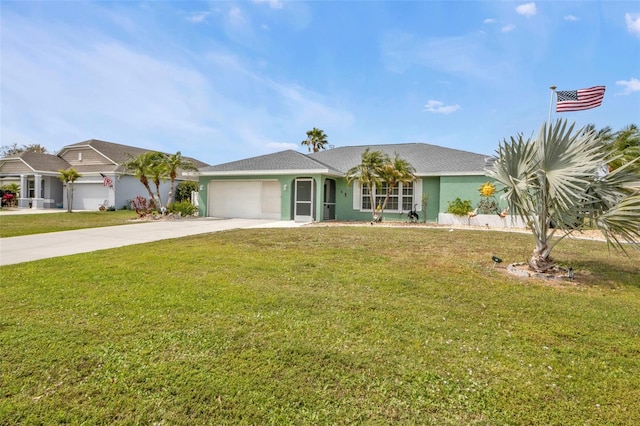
left=200, top=150, right=341, bottom=174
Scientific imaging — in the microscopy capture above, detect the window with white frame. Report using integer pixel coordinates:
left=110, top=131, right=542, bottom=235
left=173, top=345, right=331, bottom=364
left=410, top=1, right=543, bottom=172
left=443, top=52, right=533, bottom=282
left=360, top=181, right=414, bottom=211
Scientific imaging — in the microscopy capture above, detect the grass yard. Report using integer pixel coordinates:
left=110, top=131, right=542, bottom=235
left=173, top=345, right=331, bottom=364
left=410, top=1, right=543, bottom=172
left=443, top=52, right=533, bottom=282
left=0, top=210, right=138, bottom=238
left=1, top=226, right=639, bottom=424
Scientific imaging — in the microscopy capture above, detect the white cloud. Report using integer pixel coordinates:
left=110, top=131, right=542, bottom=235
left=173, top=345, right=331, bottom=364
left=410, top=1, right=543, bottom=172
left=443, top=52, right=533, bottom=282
left=252, top=0, right=284, bottom=9
left=228, top=6, right=246, bottom=26
left=564, top=15, right=579, bottom=22
left=616, top=77, right=640, bottom=94
left=626, top=13, right=640, bottom=37
left=516, top=3, right=537, bottom=17
left=483, top=18, right=496, bottom=24
left=423, top=100, right=460, bottom=114
left=266, top=141, right=298, bottom=151
left=502, top=24, right=516, bottom=33
left=381, top=32, right=515, bottom=83
left=186, top=11, right=211, bottom=23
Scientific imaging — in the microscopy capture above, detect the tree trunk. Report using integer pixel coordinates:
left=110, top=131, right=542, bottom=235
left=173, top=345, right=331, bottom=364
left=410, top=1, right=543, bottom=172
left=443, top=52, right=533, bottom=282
left=528, top=247, right=556, bottom=272
left=66, top=183, right=73, bottom=213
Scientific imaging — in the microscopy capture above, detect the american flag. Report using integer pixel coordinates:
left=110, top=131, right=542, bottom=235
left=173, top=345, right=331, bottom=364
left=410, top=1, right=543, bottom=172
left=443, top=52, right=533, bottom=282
left=100, top=173, right=113, bottom=187
left=556, top=86, right=606, bottom=112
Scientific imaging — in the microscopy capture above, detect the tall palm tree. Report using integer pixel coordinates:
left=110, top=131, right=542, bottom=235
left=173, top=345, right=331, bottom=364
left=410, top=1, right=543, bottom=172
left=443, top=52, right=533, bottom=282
left=487, top=119, right=640, bottom=273
left=301, top=128, right=328, bottom=153
left=377, top=153, right=416, bottom=215
left=58, top=168, right=81, bottom=213
left=122, top=152, right=159, bottom=209
left=345, top=148, right=386, bottom=221
left=164, top=152, right=198, bottom=207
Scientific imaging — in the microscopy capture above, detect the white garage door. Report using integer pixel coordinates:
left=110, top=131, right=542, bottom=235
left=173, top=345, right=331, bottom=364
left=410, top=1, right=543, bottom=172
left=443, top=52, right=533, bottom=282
left=208, top=180, right=281, bottom=219
left=71, top=183, right=108, bottom=211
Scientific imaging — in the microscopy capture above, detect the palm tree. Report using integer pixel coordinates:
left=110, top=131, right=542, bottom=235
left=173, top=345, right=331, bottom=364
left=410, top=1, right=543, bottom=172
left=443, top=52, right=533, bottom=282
left=607, top=124, right=640, bottom=172
left=122, top=152, right=160, bottom=209
left=58, top=168, right=81, bottom=213
left=487, top=119, right=640, bottom=273
left=345, top=148, right=386, bottom=221
left=146, top=152, right=169, bottom=209
left=377, top=153, right=416, bottom=215
left=164, top=152, right=198, bottom=207
left=301, top=128, right=328, bottom=153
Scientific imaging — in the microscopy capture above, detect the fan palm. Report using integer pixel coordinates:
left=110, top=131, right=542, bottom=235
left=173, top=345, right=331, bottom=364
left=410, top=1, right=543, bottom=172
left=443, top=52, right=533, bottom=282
left=301, top=128, right=328, bottom=153
left=487, top=119, right=640, bottom=273
left=345, top=148, right=386, bottom=221
left=58, top=168, right=82, bottom=213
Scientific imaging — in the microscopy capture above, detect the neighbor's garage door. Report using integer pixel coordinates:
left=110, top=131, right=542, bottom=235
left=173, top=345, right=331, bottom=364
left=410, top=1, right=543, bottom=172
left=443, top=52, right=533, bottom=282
left=208, top=180, right=281, bottom=219
left=72, top=183, right=107, bottom=211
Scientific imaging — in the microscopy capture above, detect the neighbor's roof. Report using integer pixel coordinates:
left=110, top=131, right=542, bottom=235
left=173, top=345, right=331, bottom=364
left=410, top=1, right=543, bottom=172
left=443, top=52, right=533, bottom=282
left=200, top=143, right=494, bottom=177
left=0, top=151, right=71, bottom=174
left=60, top=139, right=209, bottom=171
left=199, top=150, right=343, bottom=176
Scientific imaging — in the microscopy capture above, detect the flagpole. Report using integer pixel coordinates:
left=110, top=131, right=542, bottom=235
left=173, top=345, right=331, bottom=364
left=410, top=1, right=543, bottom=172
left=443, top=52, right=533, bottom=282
left=548, top=85, right=556, bottom=124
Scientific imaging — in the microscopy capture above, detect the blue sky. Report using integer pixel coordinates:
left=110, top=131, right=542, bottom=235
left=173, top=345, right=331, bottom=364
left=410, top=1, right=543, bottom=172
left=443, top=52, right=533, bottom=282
left=1, top=1, right=639, bottom=166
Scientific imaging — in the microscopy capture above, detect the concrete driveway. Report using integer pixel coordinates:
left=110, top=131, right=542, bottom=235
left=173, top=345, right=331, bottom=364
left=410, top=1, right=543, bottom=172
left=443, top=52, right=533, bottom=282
left=0, top=218, right=304, bottom=266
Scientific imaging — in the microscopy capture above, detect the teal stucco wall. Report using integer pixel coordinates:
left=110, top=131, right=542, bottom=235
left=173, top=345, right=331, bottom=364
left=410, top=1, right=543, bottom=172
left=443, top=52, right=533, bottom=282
left=198, top=173, right=495, bottom=222
left=439, top=176, right=501, bottom=214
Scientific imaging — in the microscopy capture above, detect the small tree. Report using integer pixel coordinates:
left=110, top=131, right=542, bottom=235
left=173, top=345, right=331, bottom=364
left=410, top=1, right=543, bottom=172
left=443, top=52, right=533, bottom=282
left=301, top=128, right=328, bottom=153
left=58, top=168, right=81, bottom=213
left=165, top=152, right=198, bottom=207
left=122, top=152, right=162, bottom=209
left=1, top=143, right=49, bottom=157
left=146, top=152, right=169, bottom=209
left=376, top=153, right=416, bottom=215
left=345, top=148, right=386, bottom=221
left=487, top=119, right=640, bottom=273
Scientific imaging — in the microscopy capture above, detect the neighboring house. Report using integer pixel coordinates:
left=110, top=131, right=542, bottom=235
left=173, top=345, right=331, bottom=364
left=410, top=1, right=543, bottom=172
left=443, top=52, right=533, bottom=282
left=0, top=139, right=208, bottom=211
left=197, top=143, right=496, bottom=223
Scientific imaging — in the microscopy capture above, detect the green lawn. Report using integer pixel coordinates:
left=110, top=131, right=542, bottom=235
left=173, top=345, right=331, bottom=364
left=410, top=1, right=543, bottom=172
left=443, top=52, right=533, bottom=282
left=1, top=227, right=639, bottom=424
left=0, top=210, right=138, bottom=237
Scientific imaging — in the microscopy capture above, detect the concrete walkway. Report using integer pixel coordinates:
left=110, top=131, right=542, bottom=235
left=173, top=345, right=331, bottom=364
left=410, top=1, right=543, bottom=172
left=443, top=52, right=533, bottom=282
left=0, top=218, right=304, bottom=266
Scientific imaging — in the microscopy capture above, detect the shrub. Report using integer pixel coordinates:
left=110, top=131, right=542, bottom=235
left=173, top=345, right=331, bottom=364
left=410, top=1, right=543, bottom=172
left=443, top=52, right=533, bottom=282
left=168, top=200, right=197, bottom=217
left=447, top=198, right=473, bottom=216
left=176, top=180, right=198, bottom=203
left=132, top=196, right=150, bottom=218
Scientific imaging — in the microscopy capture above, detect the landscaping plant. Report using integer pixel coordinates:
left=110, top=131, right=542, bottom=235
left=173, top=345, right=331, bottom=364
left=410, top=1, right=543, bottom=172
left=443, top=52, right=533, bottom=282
left=487, top=119, right=640, bottom=273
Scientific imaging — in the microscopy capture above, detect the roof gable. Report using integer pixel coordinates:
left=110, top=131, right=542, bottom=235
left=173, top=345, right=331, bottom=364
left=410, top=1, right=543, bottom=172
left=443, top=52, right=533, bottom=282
left=59, top=139, right=209, bottom=172
left=60, top=139, right=151, bottom=165
left=0, top=151, right=70, bottom=174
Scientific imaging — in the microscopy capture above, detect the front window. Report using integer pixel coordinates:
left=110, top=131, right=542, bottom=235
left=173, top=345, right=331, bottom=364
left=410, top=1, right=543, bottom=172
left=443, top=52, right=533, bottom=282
left=360, top=181, right=414, bottom=211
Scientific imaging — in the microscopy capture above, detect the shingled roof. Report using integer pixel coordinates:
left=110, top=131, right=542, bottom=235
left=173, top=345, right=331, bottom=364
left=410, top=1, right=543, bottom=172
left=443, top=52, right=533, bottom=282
left=0, top=151, right=71, bottom=174
left=201, top=143, right=494, bottom=177
left=61, top=139, right=209, bottom=169
left=309, top=143, right=493, bottom=176
left=199, top=150, right=342, bottom=176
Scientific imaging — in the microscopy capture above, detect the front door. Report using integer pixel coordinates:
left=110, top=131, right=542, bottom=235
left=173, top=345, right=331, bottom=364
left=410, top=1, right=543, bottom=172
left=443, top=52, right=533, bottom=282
left=323, top=179, right=336, bottom=220
left=294, top=178, right=314, bottom=222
